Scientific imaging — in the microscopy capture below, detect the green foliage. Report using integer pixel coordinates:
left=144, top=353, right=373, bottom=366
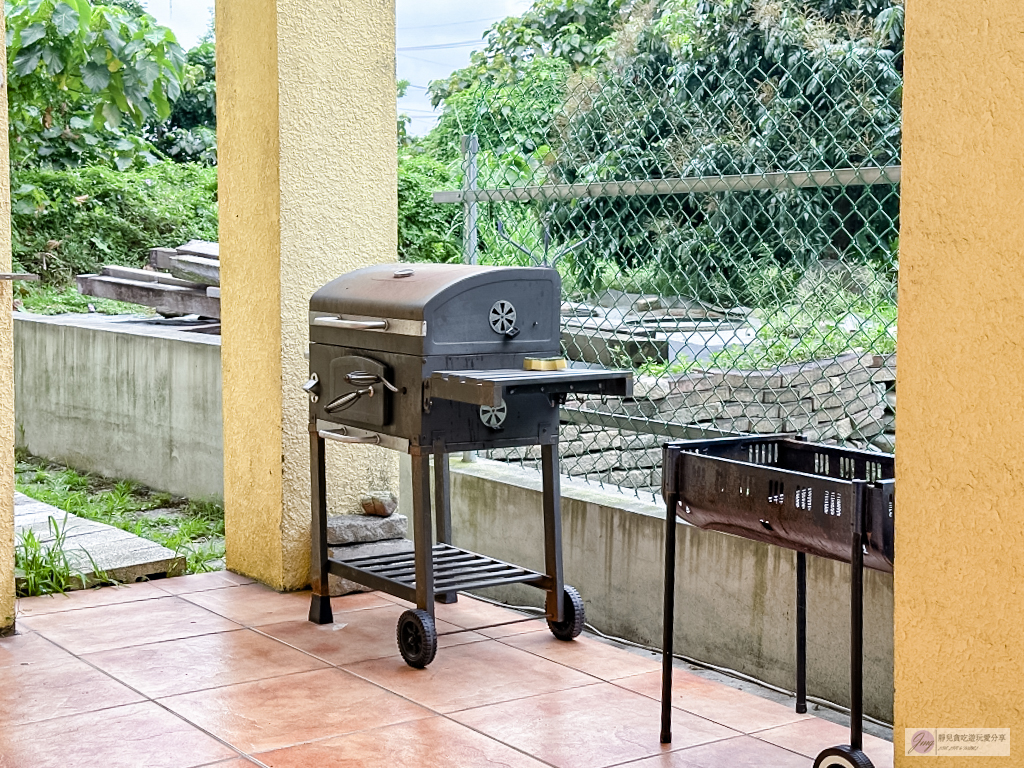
left=6, top=0, right=186, bottom=170
left=13, top=282, right=148, bottom=313
left=397, top=149, right=462, bottom=263
left=15, top=454, right=226, bottom=574
left=429, top=0, right=626, bottom=106
left=15, top=515, right=86, bottom=596
left=543, top=0, right=903, bottom=297
left=11, top=160, right=217, bottom=281
left=146, top=40, right=216, bottom=163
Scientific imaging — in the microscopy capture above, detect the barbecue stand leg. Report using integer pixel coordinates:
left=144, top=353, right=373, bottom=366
left=397, top=453, right=438, bottom=668
left=813, top=484, right=873, bottom=768
left=796, top=551, right=807, bottom=715
left=433, top=441, right=458, bottom=604
left=308, top=425, right=333, bottom=625
left=661, top=490, right=678, bottom=745
left=541, top=443, right=585, bottom=641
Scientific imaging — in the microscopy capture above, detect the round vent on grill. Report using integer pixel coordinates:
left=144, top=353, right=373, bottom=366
left=479, top=400, right=508, bottom=429
left=489, top=300, right=517, bottom=335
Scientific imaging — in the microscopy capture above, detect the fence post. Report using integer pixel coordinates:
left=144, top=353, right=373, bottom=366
left=462, top=134, right=479, bottom=464
left=461, top=134, right=479, bottom=265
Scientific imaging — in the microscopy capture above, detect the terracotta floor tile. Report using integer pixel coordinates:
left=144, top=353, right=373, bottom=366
left=451, top=682, right=737, bottom=768
left=160, top=667, right=432, bottom=753
left=616, top=669, right=812, bottom=733
left=83, top=628, right=328, bottom=698
left=180, top=583, right=391, bottom=627
left=622, top=735, right=812, bottom=767
left=196, top=761, right=256, bottom=767
left=345, top=637, right=598, bottom=713
left=0, top=631, right=75, bottom=668
left=0, top=702, right=235, bottom=768
left=15, top=581, right=169, bottom=618
left=154, top=571, right=255, bottom=596
left=18, top=596, right=240, bottom=655
left=385, top=594, right=548, bottom=638
left=258, top=604, right=484, bottom=666
left=500, top=631, right=662, bottom=681
left=255, top=716, right=550, bottom=768
left=0, top=655, right=144, bottom=726
left=754, top=718, right=894, bottom=768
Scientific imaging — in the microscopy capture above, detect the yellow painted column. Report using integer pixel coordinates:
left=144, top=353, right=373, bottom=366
left=0, top=12, right=14, bottom=635
left=897, top=1, right=1024, bottom=761
left=217, top=0, right=398, bottom=590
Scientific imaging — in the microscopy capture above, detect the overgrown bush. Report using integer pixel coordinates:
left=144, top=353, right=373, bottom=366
left=11, top=161, right=218, bottom=281
left=397, top=150, right=462, bottom=263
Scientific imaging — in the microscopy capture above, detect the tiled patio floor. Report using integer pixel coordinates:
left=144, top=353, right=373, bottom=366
left=1, top=573, right=894, bottom=768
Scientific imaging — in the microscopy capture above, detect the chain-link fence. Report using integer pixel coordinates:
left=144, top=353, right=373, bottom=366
left=429, top=2, right=901, bottom=500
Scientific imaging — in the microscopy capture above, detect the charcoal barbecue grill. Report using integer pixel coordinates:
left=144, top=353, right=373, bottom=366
left=302, top=263, right=632, bottom=667
left=660, top=435, right=894, bottom=768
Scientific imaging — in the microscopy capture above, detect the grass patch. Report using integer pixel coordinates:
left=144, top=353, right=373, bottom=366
left=15, top=452, right=225, bottom=575
left=14, top=283, right=151, bottom=315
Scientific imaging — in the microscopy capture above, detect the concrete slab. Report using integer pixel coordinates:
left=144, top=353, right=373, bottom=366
left=13, top=493, right=185, bottom=588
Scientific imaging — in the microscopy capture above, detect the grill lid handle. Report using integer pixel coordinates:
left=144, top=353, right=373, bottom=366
left=312, top=316, right=389, bottom=331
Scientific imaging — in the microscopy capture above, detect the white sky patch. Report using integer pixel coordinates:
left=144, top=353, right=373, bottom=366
left=144, top=0, right=534, bottom=136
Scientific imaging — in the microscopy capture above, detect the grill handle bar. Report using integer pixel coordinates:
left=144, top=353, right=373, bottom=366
left=318, top=428, right=380, bottom=445
left=312, top=316, right=389, bottom=331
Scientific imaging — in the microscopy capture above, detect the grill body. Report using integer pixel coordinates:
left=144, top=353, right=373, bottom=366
left=308, top=264, right=565, bottom=450
left=304, top=263, right=632, bottom=668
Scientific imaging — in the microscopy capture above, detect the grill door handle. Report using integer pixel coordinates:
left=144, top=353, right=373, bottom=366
left=318, top=429, right=380, bottom=445
left=312, top=316, right=389, bottom=331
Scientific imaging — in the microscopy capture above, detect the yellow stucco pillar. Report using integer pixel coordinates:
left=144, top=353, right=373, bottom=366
left=896, top=2, right=1024, bottom=761
left=0, top=13, right=14, bottom=636
left=216, top=0, right=398, bottom=590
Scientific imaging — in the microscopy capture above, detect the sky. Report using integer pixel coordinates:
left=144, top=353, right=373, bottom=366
left=144, top=0, right=533, bottom=137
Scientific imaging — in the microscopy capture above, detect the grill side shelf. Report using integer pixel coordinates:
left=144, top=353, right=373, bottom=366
left=327, top=543, right=550, bottom=597
left=426, top=368, right=633, bottom=407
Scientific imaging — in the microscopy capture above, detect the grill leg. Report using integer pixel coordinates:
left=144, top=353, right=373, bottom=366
left=308, top=425, right=333, bottom=625
left=796, top=550, right=807, bottom=714
left=433, top=441, right=457, bottom=604
left=412, top=453, right=435, bottom=618
left=661, top=490, right=679, bottom=745
left=850, top=509, right=865, bottom=751
left=541, top=442, right=564, bottom=624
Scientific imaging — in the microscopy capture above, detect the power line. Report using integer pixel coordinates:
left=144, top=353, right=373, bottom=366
left=398, top=16, right=501, bottom=31
left=397, top=39, right=481, bottom=52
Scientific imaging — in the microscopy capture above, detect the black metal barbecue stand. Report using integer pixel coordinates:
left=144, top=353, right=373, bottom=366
left=659, top=435, right=894, bottom=768
left=302, top=263, right=631, bottom=667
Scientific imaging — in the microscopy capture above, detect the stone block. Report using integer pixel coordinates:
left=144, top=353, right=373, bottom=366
left=326, top=513, right=407, bottom=546
left=328, top=538, right=414, bottom=596
left=360, top=491, right=398, bottom=517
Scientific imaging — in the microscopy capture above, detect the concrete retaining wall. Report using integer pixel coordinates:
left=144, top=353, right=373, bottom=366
left=13, top=314, right=223, bottom=500
left=404, top=456, right=894, bottom=722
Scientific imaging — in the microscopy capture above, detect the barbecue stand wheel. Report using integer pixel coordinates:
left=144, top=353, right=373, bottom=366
left=547, top=585, right=585, bottom=641
left=397, top=609, right=438, bottom=668
left=813, top=746, right=874, bottom=768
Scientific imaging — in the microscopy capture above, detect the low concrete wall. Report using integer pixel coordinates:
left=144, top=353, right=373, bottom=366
left=403, top=456, right=894, bottom=722
left=13, top=314, right=223, bottom=499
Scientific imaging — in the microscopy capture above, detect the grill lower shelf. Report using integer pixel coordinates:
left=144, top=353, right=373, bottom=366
left=327, top=543, right=548, bottom=603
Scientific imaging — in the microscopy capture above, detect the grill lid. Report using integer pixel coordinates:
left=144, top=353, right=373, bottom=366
left=310, top=263, right=553, bottom=321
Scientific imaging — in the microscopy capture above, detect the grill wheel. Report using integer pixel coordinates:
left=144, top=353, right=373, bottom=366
left=397, top=608, right=438, bottom=668
left=813, top=747, right=874, bottom=768
left=547, top=585, right=586, bottom=641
